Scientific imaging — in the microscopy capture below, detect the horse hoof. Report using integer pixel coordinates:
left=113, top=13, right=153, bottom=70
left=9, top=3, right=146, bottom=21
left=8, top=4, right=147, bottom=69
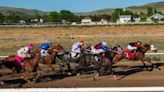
left=21, top=76, right=24, bottom=79
left=27, top=80, right=31, bottom=83
left=93, top=76, right=97, bottom=81
left=67, top=72, right=72, bottom=76
left=0, top=81, right=4, bottom=85
left=113, top=75, right=118, bottom=80
left=77, top=73, right=80, bottom=76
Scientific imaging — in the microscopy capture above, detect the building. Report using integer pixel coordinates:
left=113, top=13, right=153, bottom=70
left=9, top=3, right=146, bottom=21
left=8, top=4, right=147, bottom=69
left=81, top=18, right=92, bottom=24
left=19, top=20, right=26, bottom=25
left=147, top=13, right=164, bottom=22
left=117, top=15, right=132, bottom=23
left=99, top=19, right=108, bottom=24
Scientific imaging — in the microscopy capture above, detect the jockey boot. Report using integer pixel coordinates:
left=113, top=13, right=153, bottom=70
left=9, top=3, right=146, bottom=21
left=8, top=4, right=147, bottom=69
left=75, top=53, right=80, bottom=57
left=21, top=58, right=25, bottom=64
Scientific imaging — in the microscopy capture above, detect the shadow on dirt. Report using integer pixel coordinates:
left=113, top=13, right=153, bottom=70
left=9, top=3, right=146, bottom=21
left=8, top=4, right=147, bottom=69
left=0, top=62, right=164, bottom=87
left=115, top=62, right=163, bottom=80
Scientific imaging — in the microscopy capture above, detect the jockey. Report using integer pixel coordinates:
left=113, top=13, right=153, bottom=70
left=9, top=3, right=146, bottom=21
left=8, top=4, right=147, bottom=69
left=92, top=41, right=109, bottom=56
left=71, top=40, right=84, bottom=57
left=39, top=42, right=52, bottom=57
left=15, top=43, right=35, bottom=68
left=127, top=40, right=142, bottom=53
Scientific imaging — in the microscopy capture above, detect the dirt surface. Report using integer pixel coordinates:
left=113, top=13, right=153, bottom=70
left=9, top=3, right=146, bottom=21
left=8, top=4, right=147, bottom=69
left=0, top=61, right=164, bottom=88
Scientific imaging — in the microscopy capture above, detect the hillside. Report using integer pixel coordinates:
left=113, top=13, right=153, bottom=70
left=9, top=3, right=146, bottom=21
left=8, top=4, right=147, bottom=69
left=76, top=1, right=164, bottom=15
left=0, top=1, right=164, bottom=16
left=0, top=6, right=47, bottom=16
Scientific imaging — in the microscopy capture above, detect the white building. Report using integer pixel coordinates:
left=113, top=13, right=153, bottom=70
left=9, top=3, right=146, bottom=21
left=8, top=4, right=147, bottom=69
left=99, top=19, right=108, bottom=24
left=117, top=15, right=132, bottom=23
left=81, top=18, right=92, bottom=24
left=147, top=13, right=164, bottom=22
left=19, top=20, right=26, bottom=25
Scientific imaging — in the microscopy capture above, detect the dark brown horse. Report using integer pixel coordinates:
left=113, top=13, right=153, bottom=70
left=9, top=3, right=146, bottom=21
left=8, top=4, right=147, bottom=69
left=113, top=44, right=157, bottom=70
left=71, top=46, right=117, bottom=80
left=0, top=55, right=20, bottom=75
left=40, top=44, right=65, bottom=71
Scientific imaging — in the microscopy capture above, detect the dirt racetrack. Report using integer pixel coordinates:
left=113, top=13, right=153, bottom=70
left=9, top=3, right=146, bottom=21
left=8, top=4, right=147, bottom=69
left=0, top=61, right=164, bottom=88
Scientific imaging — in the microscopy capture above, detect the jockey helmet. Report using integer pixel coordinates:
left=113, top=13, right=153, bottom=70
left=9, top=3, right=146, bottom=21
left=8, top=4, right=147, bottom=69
left=101, top=41, right=107, bottom=46
left=80, top=40, right=84, bottom=45
left=28, top=43, right=35, bottom=49
left=136, top=40, right=141, bottom=45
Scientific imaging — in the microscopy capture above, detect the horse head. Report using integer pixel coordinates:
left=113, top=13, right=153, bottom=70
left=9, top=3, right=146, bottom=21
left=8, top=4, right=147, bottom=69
left=48, top=44, right=65, bottom=55
left=143, top=43, right=157, bottom=53
left=32, top=49, right=41, bottom=57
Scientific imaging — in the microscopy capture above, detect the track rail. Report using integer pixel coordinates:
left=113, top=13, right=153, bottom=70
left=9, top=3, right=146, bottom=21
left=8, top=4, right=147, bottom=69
left=0, top=53, right=163, bottom=58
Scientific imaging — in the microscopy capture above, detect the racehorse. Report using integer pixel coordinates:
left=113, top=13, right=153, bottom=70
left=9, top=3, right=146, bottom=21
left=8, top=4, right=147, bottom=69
left=23, top=49, right=41, bottom=82
left=113, top=44, right=157, bottom=70
left=40, top=44, right=65, bottom=71
left=0, top=49, right=42, bottom=82
left=70, top=45, right=118, bottom=80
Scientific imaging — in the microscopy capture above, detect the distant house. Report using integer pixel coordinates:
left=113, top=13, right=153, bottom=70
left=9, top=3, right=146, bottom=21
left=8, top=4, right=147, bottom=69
left=19, top=20, right=26, bottom=25
left=31, top=18, right=44, bottom=24
left=147, top=13, right=164, bottom=22
left=81, top=18, right=92, bottom=24
left=117, top=15, right=141, bottom=23
left=133, top=17, right=141, bottom=23
left=117, top=15, right=132, bottom=23
left=97, top=19, right=108, bottom=24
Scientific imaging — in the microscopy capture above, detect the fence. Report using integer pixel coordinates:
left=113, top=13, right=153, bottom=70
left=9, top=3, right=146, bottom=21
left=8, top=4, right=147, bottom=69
left=0, top=53, right=163, bottom=58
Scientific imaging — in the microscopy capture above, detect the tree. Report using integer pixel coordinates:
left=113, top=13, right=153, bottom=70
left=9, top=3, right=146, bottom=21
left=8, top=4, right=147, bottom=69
left=46, top=12, right=59, bottom=22
left=111, top=8, right=122, bottom=22
left=147, top=7, right=154, bottom=16
left=0, top=13, right=4, bottom=24
left=4, top=13, right=20, bottom=24
left=59, top=10, right=76, bottom=22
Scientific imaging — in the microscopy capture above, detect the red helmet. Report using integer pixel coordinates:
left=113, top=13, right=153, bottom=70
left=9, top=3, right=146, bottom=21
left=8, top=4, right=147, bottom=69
left=80, top=40, right=84, bottom=45
left=27, top=43, right=35, bottom=49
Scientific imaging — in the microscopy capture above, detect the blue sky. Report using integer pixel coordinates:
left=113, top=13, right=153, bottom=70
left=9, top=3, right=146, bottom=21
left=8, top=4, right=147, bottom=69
left=0, top=0, right=163, bottom=12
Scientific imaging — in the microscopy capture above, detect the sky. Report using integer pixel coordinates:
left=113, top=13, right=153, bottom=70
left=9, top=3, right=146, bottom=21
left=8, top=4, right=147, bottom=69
left=0, top=0, right=163, bottom=12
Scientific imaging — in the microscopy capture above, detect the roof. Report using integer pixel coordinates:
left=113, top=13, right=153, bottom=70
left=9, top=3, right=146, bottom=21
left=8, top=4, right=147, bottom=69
left=119, top=15, right=131, bottom=18
left=148, top=13, right=164, bottom=18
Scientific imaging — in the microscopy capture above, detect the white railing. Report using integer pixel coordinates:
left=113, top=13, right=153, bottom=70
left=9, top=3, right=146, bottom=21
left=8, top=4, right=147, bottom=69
left=0, top=53, right=163, bottom=58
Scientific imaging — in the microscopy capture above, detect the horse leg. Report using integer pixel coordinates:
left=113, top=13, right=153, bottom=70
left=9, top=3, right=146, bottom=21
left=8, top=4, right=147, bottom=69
left=59, top=63, right=65, bottom=75
left=139, top=60, right=148, bottom=71
left=147, top=60, right=154, bottom=71
left=33, top=70, right=41, bottom=82
left=93, top=68, right=100, bottom=81
left=11, top=67, right=19, bottom=77
left=23, top=71, right=30, bottom=82
left=66, top=63, right=72, bottom=75
left=47, top=64, right=55, bottom=71
left=72, top=65, right=81, bottom=76
left=107, top=63, right=117, bottom=80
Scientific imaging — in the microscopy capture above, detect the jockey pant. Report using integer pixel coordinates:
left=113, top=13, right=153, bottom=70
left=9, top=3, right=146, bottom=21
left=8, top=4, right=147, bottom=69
left=127, top=45, right=137, bottom=51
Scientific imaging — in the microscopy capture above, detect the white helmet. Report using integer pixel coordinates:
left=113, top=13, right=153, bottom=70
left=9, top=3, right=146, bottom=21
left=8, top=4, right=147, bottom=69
left=101, top=41, right=107, bottom=46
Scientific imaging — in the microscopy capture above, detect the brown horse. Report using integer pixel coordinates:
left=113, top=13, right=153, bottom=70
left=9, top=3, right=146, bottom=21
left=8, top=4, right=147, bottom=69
left=40, top=44, right=65, bottom=71
left=113, top=44, right=157, bottom=70
left=0, top=49, right=41, bottom=82
left=23, top=49, right=41, bottom=82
